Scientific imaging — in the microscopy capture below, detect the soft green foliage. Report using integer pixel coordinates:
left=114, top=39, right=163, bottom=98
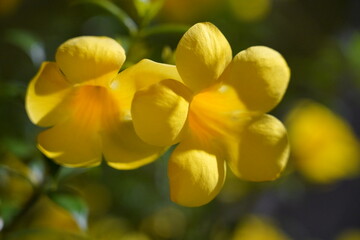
left=0, top=0, right=360, bottom=239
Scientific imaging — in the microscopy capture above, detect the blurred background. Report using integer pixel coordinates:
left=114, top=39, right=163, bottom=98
left=1, top=0, right=360, bottom=239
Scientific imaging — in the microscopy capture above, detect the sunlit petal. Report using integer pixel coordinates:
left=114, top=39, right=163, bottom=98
left=188, top=84, right=246, bottom=145
left=37, top=119, right=102, bottom=167
left=37, top=85, right=118, bottom=167
left=102, top=120, right=164, bottom=170
left=227, top=114, right=289, bottom=181
left=111, top=59, right=181, bottom=112
left=168, top=136, right=226, bottom=207
left=132, top=79, right=192, bottom=146
left=26, top=62, right=72, bottom=127
left=56, top=36, right=125, bottom=85
left=176, top=22, right=232, bottom=92
left=223, top=46, right=290, bottom=113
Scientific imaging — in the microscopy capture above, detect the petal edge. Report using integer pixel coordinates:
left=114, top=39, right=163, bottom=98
left=227, top=114, right=289, bottom=181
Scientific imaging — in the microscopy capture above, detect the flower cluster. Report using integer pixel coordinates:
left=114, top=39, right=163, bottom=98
left=26, top=22, right=290, bottom=206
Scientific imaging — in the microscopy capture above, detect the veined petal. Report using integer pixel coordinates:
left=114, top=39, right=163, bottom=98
left=26, top=62, right=72, bottom=127
left=56, top=36, right=125, bottom=85
left=227, top=114, right=289, bottom=181
left=37, top=85, right=119, bottom=167
left=188, top=84, right=246, bottom=144
left=176, top=22, right=232, bottom=92
left=168, top=136, right=226, bottom=207
left=37, top=119, right=102, bottom=167
left=102, top=120, right=164, bottom=170
left=111, top=59, right=181, bottom=112
left=132, top=79, right=192, bottom=146
left=223, top=46, right=290, bottom=113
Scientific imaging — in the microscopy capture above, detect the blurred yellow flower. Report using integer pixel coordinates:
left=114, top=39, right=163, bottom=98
left=229, top=0, right=271, bottom=22
left=141, top=206, right=186, bottom=239
left=286, top=100, right=360, bottom=184
left=26, top=36, right=180, bottom=169
left=160, top=0, right=221, bottom=23
left=336, top=229, right=360, bottom=240
left=89, top=216, right=148, bottom=240
left=0, top=154, right=34, bottom=206
left=23, top=196, right=81, bottom=233
left=232, top=215, right=291, bottom=240
left=0, top=0, right=21, bottom=16
left=131, top=22, right=290, bottom=206
left=7, top=196, right=88, bottom=240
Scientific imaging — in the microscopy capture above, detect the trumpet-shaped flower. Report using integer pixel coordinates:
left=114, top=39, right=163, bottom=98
left=131, top=22, right=290, bottom=206
left=26, top=36, right=180, bottom=169
left=286, top=100, right=360, bottom=184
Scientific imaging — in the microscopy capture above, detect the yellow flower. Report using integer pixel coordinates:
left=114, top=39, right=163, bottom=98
left=21, top=196, right=81, bottom=234
left=232, top=215, right=291, bottom=240
left=286, top=100, right=360, bottom=184
left=26, top=36, right=180, bottom=169
left=131, top=22, right=290, bottom=206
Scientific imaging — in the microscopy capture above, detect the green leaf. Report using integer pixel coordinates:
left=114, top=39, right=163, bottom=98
left=133, top=0, right=165, bottom=27
left=1, top=138, right=36, bottom=159
left=48, top=192, right=88, bottom=231
left=72, top=0, right=138, bottom=36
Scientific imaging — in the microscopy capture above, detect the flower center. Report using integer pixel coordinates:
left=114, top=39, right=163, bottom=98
left=69, top=85, right=120, bottom=131
left=188, top=85, right=245, bottom=142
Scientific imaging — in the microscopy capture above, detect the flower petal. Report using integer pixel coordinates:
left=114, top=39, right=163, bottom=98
left=26, top=62, right=72, bottom=127
left=188, top=84, right=246, bottom=145
left=56, top=36, right=125, bottom=85
left=227, top=114, right=289, bottom=181
left=176, top=22, right=232, bottom=92
left=37, top=119, right=102, bottom=167
left=132, top=79, right=192, bottom=146
left=37, top=85, right=117, bottom=167
left=168, top=136, right=226, bottom=207
left=223, top=46, right=290, bottom=113
left=111, top=59, right=181, bottom=113
left=102, top=120, right=164, bottom=170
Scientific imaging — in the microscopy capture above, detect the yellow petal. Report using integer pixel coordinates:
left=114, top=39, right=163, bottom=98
left=111, top=59, right=181, bottom=112
left=37, top=119, right=102, bottom=167
left=176, top=22, right=232, bottom=92
left=223, top=46, right=290, bottom=113
left=102, top=120, right=164, bottom=170
left=227, top=114, right=289, bottom=181
left=168, top=136, right=226, bottom=207
left=26, top=62, right=72, bottom=127
left=37, top=85, right=118, bottom=167
left=286, top=100, right=360, bottom=184
left=56, top=36, right=125, bottom=85
left=188, top=84, right=246, bottom=145
left=132, top=79, right=192, bottom=146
